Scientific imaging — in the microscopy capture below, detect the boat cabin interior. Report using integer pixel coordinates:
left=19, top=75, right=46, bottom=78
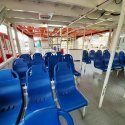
left=0, top=0, right=125, bottom=125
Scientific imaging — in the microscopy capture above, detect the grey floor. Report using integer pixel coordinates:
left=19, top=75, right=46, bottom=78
left=67, top=62, right=125, bottom=125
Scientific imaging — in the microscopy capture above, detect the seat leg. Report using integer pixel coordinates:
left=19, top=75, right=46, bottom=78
left=82, top=107, right=86, bottom=118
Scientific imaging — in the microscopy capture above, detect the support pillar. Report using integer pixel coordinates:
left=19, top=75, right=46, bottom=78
left=7, top=25, right=16, bottom=58
left=66, top=27, right=68, bottom=54
left=0, top=37, right=7, bottom=62
left=13, top=24, right=21, bottom=55
left=99, top=0, right=125, bottom=108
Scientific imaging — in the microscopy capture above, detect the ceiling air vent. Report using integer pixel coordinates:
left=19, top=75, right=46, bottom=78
left=39, top=13, right=53, bottom=20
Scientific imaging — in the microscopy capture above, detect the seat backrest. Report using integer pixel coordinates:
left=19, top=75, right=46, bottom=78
left=63, top=54, right=75, bottom=71
left=103, top=51, right=110, bottom=67
left=54, top=62, right=75, bottom=93
left=20, top=54, right=31, bottom=62
left=96, top=50, right=102, bottom=56
left=44, top=52, right=53, bottom=66
left=0, top=69, right=23, bottom=125
left=113, top=52, right=120, bottom=66
left=89, top=50, right=95, bottom=60
left=26, top=65, right=53, bottom=110
left=103, top=50, right=109, bottom=54
left=33, top=53, right=42, bottom=60
left=56, top=52, right=63, bottom=62
left=19, top=108, right=74, bottom=125
left=119, top=51, right=125, bottom=65
left=94, top=51, right=104, bottom=68
left=13, top=58, right=29, bottom=78
left=48, top=55, right=59, bottom=80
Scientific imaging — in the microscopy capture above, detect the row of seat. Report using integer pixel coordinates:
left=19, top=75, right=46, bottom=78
left=0, top=62, right=88, bottom=125
left=13, top=52, right=81, bottom=86
left=82, top=50, right=125, bottom=72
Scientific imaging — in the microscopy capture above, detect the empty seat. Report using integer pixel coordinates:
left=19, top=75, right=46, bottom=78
left=20, top=54, right=31, bottom=67
left=32, top=53, right=44, bottom=66
left=26, top=65, right=55, bottom=115
left=103, top=49, right=109, bottom=54
left=48, top=55, right=59, bottom=80
left=33, top=53, right=42, bottom=60
left=44, top=52, right=53, bottom=66
left=54, top=62, right=88, bottom=112
left=19, top=108, right=74, bottom=125
left=63, top=54, right=81, bottom=76
left=94, top=52, right=107, bottom=72
left=82, top=50, right=91, bottom=63
left=89, top=50, right=95, bottom=60
left=56, top=52, right=63, bottom=62
left=119, top=51, right=125, bottom=67
left=96, top=50, right=102, bottom=56
left=0, top=69, right=23, bottom=125
left=103, top=51, right=110, bottom=68
left=13, top=58, right=29, bottom=85
left=112, top=52, right=122, bottom=70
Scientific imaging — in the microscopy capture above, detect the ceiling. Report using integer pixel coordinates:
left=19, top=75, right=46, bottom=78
left=0, top=0, right=124, bottom=38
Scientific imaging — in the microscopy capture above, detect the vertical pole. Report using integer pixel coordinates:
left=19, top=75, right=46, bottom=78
left=99, top=0, right=125, bottom=108
left=107, top=29, right=112, bottom=50
left=67, top=27, right=68, bottom=54
left=0, top=37, right=7, bottom=61
left=47, top=25, right=50, bottom=47
left=60, top=27, right=62, bottom=50
left=13, top=24, right=21, bottom=55
left=7, top=25, right=16, bottom=58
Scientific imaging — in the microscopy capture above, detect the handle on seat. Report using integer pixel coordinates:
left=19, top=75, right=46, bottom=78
left=58, top=110, right=74, bottom=125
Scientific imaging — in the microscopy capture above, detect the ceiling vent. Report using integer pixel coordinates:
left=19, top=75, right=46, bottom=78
left=39, top=13, right=53, bottom=20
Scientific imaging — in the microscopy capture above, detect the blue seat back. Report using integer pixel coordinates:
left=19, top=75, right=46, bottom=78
left=113, top=52, right=120, bottom=67
left=119, top=51, right=125, bottom=66
left=26, top=65, right=54, bottom=113
left=103, top=51, right=110, bottom=67
left=63, top=54, right=75, bottom=71
left=96, top=50, right=102, bottom=56
left=44, top=52, right=53, bottom=66
left=56, top=52, right=63, bottom=62
left=54, top=62, right=75, bottom=93
left=0, top=69, right=23, bottom=125
left=33, top=53, right=43, bottom=60
left=20, top=108, right=74, bottom=125
left=103, top=50, right=109, bottom=54
left=20, top=54, right=31, bottom=62
left=89, top=50, right=95, bottom=60
left=94, top=52, right=104, bottom=69
left=13, top=58, right=29, bottom=79
left=48, top=55, right=59, bottom=80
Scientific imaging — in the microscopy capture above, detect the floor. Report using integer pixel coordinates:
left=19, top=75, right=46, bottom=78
left=66, top=62, right=125, bottom=125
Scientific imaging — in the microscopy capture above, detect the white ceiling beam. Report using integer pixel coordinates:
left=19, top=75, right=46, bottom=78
left=0, top=0, right=85, bottom=17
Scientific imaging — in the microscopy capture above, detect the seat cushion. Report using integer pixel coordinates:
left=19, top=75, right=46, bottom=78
left=57, top=89, right=88, bottom=112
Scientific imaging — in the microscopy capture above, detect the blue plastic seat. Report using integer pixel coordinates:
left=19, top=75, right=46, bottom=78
left=0, top=69, right=23, bottom=125
left=63, top=54, right=81, bottom=77
left=119, top=51, right=125, bottom=67
left=89, top=50, right=95, bottom=60
left=97, top=50, right=102, bottom=56
left=103, top=49, right=109, bottom=54
left=13, top=58, right=29, bottom=85
left=19, top=108, right=74, bottom=125
left=33, top=53, right=42, bottom=60
left=56, top=52, right=63, bottom=62
left=103, top=51, right=110, bottom=68
left=44, top=52, right=53, bottom=66
left=54, top=62, right=88, bottom=112
left=48, top=55, right=59, bottom=80
left=32, top=53, right=44, bottom=66
left=26, top=65, right=55, bottom=115
left=82, top=50, right=91, bottom=64
left=20, top=54, right=31, bottom=67
left=112, top=52, right=122, bottom=70
left=94, top=52, right=107, bottom=72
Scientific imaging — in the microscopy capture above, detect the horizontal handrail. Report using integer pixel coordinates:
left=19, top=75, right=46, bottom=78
left=0, top=57, right=15, bottom=69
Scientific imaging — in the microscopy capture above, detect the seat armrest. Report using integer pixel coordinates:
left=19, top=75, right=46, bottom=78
left=58, top=110, right=74, bottom=125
